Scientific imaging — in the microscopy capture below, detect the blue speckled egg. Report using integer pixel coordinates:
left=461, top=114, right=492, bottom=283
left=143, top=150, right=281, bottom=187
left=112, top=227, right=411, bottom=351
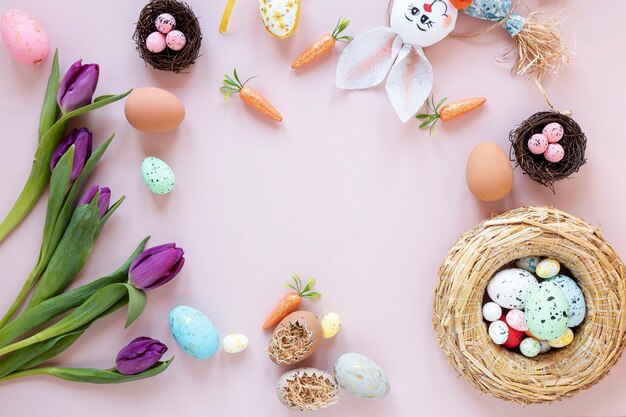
left=515, top=256, right=541, bottom=273
left=169, top=305, right=219, bottom=359
left=525, top=282, right=569, bottom=340
left=547, top=274, right=586, bottom=327
left=141, top=157, right=175, bottom=195
left=334, top=353, right=390, bottom=399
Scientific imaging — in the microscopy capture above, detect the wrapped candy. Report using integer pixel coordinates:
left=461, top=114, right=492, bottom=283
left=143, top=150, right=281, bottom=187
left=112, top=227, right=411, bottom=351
left=336, top=0, right=460, bottom=122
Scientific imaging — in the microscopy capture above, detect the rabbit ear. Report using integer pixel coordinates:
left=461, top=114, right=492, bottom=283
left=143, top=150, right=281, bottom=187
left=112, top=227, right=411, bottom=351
left=336, top=27, right=402, bottom=89
left=385, top=45, right=433, bottom=123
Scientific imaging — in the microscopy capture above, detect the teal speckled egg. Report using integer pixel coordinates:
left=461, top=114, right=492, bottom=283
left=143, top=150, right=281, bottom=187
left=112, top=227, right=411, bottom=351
left=547, top=274, right=586, bottom=327
left=169, top=305, right=219, bottom=359
left=515, top=256, right=540, bottom=273
left=141, top=157, right=175, bottom=195
left=334, top=353, right=390, bottom=399
left=525, top=282, right=569, bottom=340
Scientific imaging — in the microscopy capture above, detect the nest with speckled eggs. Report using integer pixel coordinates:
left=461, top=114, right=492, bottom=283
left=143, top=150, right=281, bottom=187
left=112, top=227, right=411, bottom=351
left=510, top=111, right=587, bottom=192
left=433, top=206, right=626, bottom=404
left=133, top=0, right=202, bottom=73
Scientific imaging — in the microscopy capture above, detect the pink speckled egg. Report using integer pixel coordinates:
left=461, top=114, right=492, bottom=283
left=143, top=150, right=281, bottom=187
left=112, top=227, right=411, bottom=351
left=544, top=143, right=565, bottom=163
left=155, top=13, right=176, bottom=34
left=166, top=30, right=186, bottom=51
left=146, top=32, right=167, bottom=53
left=527, top=133, right=548, bottom=155
left=1, top=9, right=49, bottom=65
left=506, top=309, right=528, bottom=331
left=542, top=122, right=564, bottom=143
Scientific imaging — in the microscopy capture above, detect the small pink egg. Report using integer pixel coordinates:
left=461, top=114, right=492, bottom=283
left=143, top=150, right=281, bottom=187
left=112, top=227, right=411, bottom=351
left=155, top=13, right=176, bottom=34
left=166, top=30, right=186, bottom=51
left=527, top=133, right=548, bottom=155
left=542, top=122, right=564, bottom=143
left=1, top=9, right=50, bottom=65
left=544, top=143, right=565, bottom=163
left=146, top=32, right=166, bottom=53
left=506, top=309, right=528, bottom=332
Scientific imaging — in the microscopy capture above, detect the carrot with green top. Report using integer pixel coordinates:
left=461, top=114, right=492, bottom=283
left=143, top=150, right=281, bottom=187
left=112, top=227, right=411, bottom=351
left=221, top=68, right=283, bottom=122
left=417, top=96, right=487, bottom=135
left=291, top=18, right=352, bottom=69
left=262, top=275, right=321, bottom=330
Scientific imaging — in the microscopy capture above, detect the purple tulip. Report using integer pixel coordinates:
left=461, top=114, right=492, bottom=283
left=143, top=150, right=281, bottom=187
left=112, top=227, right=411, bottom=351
left=116, top=337, right=168, bottom=375
left=57, top=60, right=100, bottom=114
left=129, top=243, right=185, bottom=290
left=78, top=184, right=111, bottom=218
left=50, top=127, right=93, bottom=181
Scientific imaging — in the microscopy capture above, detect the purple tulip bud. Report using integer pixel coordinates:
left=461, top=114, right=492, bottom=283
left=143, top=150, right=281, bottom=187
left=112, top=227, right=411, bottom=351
left=78, top=184, right=111, bottom=218
left=129, top=243, right=185, bottom=290
left=116, top=337, right=168, bottom=375
left=57, top=60, right=100, bottom=114
left=50, top=127, right=93, bottom=181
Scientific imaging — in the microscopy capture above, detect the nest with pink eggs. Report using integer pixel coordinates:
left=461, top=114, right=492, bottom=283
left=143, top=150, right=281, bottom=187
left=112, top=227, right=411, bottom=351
left=433, top=206, right=626, bottom=404
left=510, top=111, right=587, bottom=192
left=133, top=0, right=202, bottom=73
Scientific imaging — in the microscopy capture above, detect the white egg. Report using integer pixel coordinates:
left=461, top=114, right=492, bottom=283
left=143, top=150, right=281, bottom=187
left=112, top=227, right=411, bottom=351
left=222, top=333, right=249, bottom=353
left=487, top=268, right=538, bottom=309
left=488, top=320, right=509, bottom=345
left=482, top=302, right=502, bottom=322
left=547, top=274, right=586, bottom=327
left=520, top=337, right=540, bottom=357
left=334, top=353, right=390, bottom=399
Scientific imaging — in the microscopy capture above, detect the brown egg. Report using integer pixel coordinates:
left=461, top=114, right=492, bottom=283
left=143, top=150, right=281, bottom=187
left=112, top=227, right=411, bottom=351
left=276, top=367, right=338, bottom=411
left=268, top=311, right=323, bottom=365
left=466, top=142, right=514, bottom=202
left=124, top=87, right=185, bottom=133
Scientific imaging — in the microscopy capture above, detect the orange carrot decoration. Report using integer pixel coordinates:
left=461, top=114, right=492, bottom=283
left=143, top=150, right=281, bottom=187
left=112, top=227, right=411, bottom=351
left=221, top=68, right=283, bottom=122
left=416, top=96, right=487, bottom=135
left=262, top=275, right=321, bottom=331
left=291, top=18, right=352, bottom=69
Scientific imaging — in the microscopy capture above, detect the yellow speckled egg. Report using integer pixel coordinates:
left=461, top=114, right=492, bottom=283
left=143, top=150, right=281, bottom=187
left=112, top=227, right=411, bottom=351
left=321, top=312, right=341, bottom=339
left=536, top=258, right=561, bottom=279
left=222, top=333, right=249, bottom=353
left=548, top=328, right=574, bottom=348
left=258, top=0, right=300, bottom=39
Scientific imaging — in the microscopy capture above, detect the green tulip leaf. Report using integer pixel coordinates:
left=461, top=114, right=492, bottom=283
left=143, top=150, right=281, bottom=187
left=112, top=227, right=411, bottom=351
left=124, top=284, right=147, bottom=328
left=38, top=49, right=60, bottom=141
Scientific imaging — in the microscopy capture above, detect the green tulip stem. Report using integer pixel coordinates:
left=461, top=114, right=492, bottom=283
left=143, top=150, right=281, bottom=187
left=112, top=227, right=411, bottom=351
left=0, top=367, right=47, bottom=382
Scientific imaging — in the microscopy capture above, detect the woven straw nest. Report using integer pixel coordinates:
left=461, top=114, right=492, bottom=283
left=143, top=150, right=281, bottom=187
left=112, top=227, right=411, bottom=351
left=433, top=206, right=626, bottom=404
left=133, top=0, right=202, bottom=73
left=510, top=112, right=587, bottom=192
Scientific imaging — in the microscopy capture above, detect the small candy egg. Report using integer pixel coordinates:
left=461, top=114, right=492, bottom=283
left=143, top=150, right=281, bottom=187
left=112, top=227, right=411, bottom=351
left=515, top=256, right=541, bottom=273
left=166, top=30, right=186, bottom=51
left=482, top=302, right=502, bottom=322
left=145, top=32, right=166, bottom=53
left=543, top=122, right=564, bottom=143
left=538, top=340, right=552, bottom=354
left=141, top=157, right=176, bottom=195
left=536, top=258, right=561, bottom=279
left=520, top=337, right=540, bottom=358
left=223, top=333, right=249, bottom=353
left=321, top=313, right=341, bottom=339
left=527, top=134, right=548, bottom=155
left=155, top=13, right=176, bottom=34
left=169, top=305, right=220, bottom=359
left=544, top=143, right=565, bottom=163
left=488, top=320, right=509, bottom=345
left=548, top=328, right=574, bottom=348
left=506, top=309, right=528, bottom=331
left=500, top=316, right=524, bottom=349
left=1, top=9, right=50, bottom=65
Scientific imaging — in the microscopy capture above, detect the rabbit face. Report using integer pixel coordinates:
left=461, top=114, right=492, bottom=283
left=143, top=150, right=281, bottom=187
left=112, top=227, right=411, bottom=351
left=390, top=0, right=458, bottom=47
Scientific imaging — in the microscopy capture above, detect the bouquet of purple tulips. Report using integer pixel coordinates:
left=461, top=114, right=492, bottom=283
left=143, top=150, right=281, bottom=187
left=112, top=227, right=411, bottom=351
left=0, top=51, right=183, bottom=384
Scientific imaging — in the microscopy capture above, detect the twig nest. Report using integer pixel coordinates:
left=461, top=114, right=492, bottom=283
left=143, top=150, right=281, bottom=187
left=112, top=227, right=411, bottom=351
left=433, top=206, right=626, bottom=404
left=510, top=112, right=587, bottom=191
left=133, top=0, right=202, bottom=73
left=276, top=368, right=338, bottom=411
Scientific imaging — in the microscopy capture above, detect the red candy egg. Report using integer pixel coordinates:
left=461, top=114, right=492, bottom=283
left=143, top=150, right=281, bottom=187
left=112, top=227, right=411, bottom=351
left=500, top=314, right=524, bottom=349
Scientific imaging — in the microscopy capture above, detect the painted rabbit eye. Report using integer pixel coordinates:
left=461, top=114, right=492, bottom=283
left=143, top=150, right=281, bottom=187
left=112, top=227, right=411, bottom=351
left=408, top=3, right=420, bottom=15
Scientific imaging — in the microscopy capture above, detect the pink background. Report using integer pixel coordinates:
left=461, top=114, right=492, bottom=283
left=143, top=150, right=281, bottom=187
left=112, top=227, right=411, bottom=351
left=1, top=0, right=625, bottom=416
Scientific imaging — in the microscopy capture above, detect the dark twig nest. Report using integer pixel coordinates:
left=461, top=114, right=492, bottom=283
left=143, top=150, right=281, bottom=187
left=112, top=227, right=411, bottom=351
left=510, top=112, right=587, bottom=192
left=133, top=0, right=202, bottom=73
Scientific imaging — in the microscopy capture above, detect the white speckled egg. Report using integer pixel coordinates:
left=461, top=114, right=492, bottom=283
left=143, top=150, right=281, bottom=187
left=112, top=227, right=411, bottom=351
left=141, top=157, right=175, bottom=195
left=1, top=9, right=49, bottom=65
left=334, top=353, right=390, bottom=399
left=506, top=309, right=528, bottom=331
left=515, top=256, right=541, bottom=273
left=169, top=305, right=220, bottom=359
left=488, top=320, right=509, bottom=345
left=155, top=13, right=176, bottom=34
left=146, top=32, right=166, bottom=53
left=487, top=268, right=538, bottom=309
left=547, top=275, right=585, bottom=327
left=543, top=122, right=564, bottom=143
left=548, top=328, right=574, bottom=348
left=538, top=340, right=552, bottom=354
left=536, top=258, right=561, bottom=279
left=222, top=333, right=249, bottom=353
left=520, top=337, right=540, bottom=357
left=482, top=302, right=502, bottom=322
left=165, top=30, right=186, bottom=51
left=321, top=313, right=341, bottom=339
left=258, top=0, right=300, bottom=39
